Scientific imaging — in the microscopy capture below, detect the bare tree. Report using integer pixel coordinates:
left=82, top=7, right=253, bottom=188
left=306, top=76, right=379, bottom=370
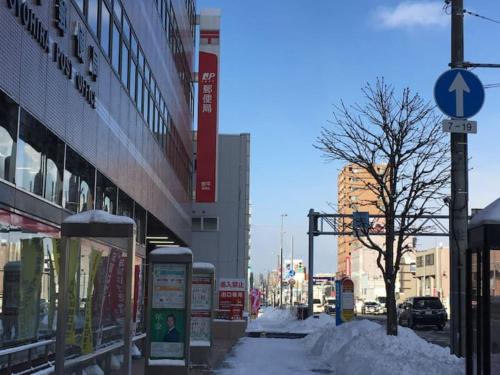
left=315, top=78, right=450, bottom=336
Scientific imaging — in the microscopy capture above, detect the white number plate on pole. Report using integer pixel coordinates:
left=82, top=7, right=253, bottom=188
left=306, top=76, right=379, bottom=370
left=442, top=119, right=477, bottom=134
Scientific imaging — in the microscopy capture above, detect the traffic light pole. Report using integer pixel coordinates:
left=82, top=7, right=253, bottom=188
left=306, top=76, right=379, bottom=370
left=449, top=0, right=467, bottom=357
left=307, top=209, right=315, bottom=317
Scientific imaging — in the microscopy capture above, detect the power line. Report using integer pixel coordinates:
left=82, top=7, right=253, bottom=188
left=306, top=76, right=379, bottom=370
left=463, top=9, right=500, bottom=25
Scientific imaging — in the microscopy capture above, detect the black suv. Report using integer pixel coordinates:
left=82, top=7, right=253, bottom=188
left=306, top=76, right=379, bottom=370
left=398, top=297, right=447, bottom=330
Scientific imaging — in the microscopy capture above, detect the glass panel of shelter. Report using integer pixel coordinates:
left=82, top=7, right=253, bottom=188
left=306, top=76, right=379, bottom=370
left=491, top=249, right=500, bottom=374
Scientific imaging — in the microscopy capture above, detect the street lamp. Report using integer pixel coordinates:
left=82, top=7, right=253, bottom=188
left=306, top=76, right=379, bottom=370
left=280, top=213, right=287, bottom=307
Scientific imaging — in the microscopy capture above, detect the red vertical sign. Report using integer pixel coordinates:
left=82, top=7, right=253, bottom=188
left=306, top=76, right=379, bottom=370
left=196, top=12, right=220, bottom=203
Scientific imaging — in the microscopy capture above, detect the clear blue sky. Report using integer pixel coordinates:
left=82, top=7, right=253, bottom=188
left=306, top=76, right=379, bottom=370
left=196, top=0, right=500, bottom=276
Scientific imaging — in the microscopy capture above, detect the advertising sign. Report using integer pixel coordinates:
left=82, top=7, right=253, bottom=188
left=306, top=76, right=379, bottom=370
left=218, top=278, right=245, bottom=320
left=196, top=10, right=220, bottom=203
left=191, top=275, right=212, bottom=343
left=250, top=289, right=261, bottom=316
left=150, top=264, right=187, bottom=359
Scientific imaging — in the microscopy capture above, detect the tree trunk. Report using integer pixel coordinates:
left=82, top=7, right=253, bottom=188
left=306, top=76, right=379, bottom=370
left=386, top=280, right=398, bottom=336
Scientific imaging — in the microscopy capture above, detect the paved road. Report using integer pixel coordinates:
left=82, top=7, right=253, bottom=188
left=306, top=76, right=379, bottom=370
left=358, top=314, right=450, bottom=348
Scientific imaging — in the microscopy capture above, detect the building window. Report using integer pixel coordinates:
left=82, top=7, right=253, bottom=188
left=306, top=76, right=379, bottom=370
left=416, top=256, right=423, bottom=267
left=75, top=0, right=85, bottom=14
left=192, top=217, right=201, bottom=231
left=130, top=59, right=137, bottom=102
left=63, top=147, right=95, bottom=213
left=111, top=22, right=120, bottom=73
left=95, top=172, right=117, bottom=214
left=16, top=110, right=64, bottom=204
left=113, top=0, right=122, bottom=23
left=120, top=41, right=129, bottom=88
left=122, top=15, right=130, bottom=42
left=87, top=0, right=99, bottom=35
left=117, top=189, right=133, bottom=218
left=100, top=1, right=111, bottom=57
left=0, top=90, right=18, bottom=183
left=192, top=217, right=219, bottom=231
left=425, top=254, right=435, bottom=266
left=134, top=204, right=146, bottom=244
left=136, top=73, right=143, bottom=112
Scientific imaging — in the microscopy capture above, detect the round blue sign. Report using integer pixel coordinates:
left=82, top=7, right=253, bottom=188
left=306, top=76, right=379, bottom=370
left=433, top=69, right=484, bottom=119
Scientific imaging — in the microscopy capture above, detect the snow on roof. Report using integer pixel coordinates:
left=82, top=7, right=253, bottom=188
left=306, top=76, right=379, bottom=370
left=469, top=197, right=500, bottom=229
left=193, top=262, right=215, bottom=271
left=63, top=210, right=135, bottom=225
left=148, top=359, right=185, bottom=367
left=150, top=247, right=193, bottom=256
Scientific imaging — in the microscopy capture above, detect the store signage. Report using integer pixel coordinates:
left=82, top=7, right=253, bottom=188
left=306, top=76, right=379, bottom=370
left=218, top=278, right=245, bottom=320
left=196, top=14, right=220, bottom=203
left=5, top=0, right=97, bottom=108
left=335, top=277, right=354, bottom=326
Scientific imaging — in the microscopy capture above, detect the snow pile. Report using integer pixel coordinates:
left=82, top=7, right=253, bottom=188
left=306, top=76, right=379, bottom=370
left=257, top=307, right=296, bottom=321
left=305, top=320, right=464, bottom=375
left=290, top=313, right=336, bottom=333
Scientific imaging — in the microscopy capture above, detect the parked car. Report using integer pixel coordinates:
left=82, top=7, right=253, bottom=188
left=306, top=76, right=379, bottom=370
left=324, top=298, right=336, bottom=315
left=313, top=298, right=323, bottom=314
left=398, top=297, right=447, bottom=330
left=361, top=301, right=381, bottom=314
left=376, top=296, right=387, bottom=314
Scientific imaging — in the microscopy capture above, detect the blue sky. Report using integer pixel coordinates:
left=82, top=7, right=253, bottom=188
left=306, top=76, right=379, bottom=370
left=196, top=0, right=500, bottom=276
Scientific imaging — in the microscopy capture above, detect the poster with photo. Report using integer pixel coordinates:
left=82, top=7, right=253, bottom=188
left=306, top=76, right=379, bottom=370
left=192, top=275, right=211, bottom=311
left=152, top=264, right=186, bottom=309
left=150, top=308, right=186, bottom=359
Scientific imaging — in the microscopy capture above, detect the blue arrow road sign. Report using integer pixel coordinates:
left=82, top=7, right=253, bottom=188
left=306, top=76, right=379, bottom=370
left=434, top=69, right=484, bottom=119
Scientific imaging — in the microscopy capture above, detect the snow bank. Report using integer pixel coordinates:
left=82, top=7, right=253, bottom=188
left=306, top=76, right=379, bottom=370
left=257, top=307, right=296, bottom=321
left=305, top=320, right=464, bottom=375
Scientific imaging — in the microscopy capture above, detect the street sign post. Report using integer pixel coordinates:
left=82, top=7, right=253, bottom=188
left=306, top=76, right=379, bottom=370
left=434, top=68, right=484, bottom=119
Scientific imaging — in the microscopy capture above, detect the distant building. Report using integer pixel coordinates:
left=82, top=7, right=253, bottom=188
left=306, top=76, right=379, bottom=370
left=191, top=133, right=251, bottom=282
left=414, top=246, right=450, bottom=310
left=337, top=164, right=383, bottom=276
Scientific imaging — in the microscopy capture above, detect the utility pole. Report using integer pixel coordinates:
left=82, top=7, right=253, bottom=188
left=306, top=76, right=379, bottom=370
left=280, top=213, right=287, bottom=307
left=449, top=0, right=467, bottom=357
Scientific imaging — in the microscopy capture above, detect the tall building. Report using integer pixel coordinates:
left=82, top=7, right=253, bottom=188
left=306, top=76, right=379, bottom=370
left=191, top=133, right=251, bottom=282
left=337, top=164, right=383, bottom=276
left=415, top=246, right=450, bottom=310
left=0, top=0, right=195, bottom=370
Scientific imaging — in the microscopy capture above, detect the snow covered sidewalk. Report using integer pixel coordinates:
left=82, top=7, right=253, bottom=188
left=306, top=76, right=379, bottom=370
left=246, top=306, right=335, bottom=334
left=217, top=308, right=465, bottom=375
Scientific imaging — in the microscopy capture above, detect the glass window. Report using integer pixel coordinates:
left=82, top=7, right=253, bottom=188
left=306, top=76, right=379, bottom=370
left=203, top=218, right=219, bottom=231
left=100, top=1, right=111, bottom=57
left=75, top=0, right=85, bottom=13
left=143, top=88, right=149, bottom=122
left=16, top=110, right=44, bottom=197
left=95, top=172, right=117, bottom=214
left=117, top=189, right=133, bottom=218
left=131, top=33, right=138, bottom=59
left=113, top=0, right=122, bottom=23
left=136, top=73, right=143, bottom=112
left=112, top=22, right=120, bottom=73
left=130, top=60, right=137, bottom=102
left=87, top=0, right=99, bottom=35
left=16, top=112, right=42, bottom=195
left=144, top=64, right=150, bottom=87
left=0, top=209, right=60, bottom=352
left=148, top=96, right=154, bottom=129
left=134, top=204, right=146, bottom=244
left=121, top=42, right=129, bottom=88
left=138, top=50, right=145, bottom=72
left=192, top=217, right=201, bottom=231
left=123, top=15, right=130, bottom=43
left=43, top=130, right=64, bottom=204
left=0, top=90, right=18, bottom=183
left=63, top=147, right=95, bottom=213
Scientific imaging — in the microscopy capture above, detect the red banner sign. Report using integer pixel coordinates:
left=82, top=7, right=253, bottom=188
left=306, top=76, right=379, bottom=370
left=196, top=32, right=219, bottom=202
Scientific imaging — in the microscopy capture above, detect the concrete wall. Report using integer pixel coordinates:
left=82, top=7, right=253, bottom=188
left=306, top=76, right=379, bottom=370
left=191, top=133, right=251, bottom=282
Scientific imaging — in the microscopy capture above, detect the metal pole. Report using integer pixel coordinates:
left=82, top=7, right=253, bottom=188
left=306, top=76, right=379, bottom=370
left=55, top=238, right=70, bottom=375
left=291, top=235, right=294, bottom=305
left=449, top=0, right=467, bottom=357
left=280, top=213, right=287, bottom=307
left=123, top=233, right=136, bottom=374
left=307, top=209, right=315, bottom=316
